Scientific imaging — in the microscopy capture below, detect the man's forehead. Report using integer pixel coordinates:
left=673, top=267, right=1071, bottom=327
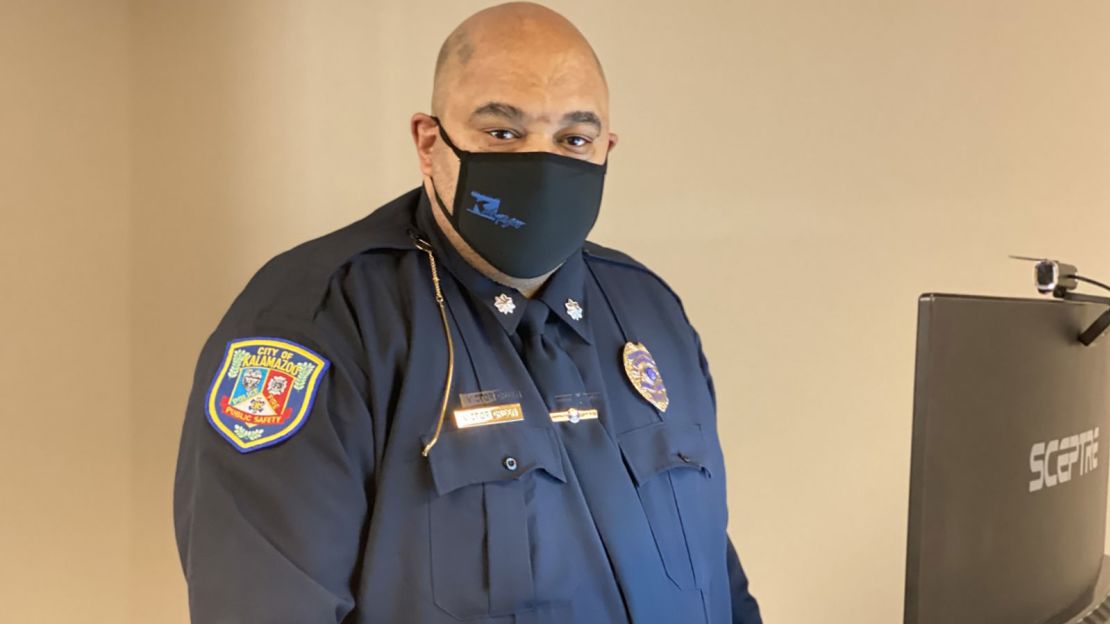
left=446, top=58, right=608, bottom=123
left=461, top=45, right=603, bottom=86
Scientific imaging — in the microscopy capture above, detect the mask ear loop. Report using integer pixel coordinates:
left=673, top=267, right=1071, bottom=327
left=427, top=116, right=467, bottom=226
left=428, top=177, right=455, bottom=222
left=429, top=115, right=466, bottom=157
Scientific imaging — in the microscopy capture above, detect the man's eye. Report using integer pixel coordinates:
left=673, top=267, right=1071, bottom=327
left=486, top=129, right=518, bottom=141
left=563, top=135, right=592, bottom=148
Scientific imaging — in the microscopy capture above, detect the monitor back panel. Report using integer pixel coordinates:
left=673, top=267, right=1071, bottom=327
left=906, top=294, right=1110, bottom=624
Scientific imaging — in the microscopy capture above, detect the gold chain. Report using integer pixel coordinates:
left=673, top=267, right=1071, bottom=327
left=413, top=236, right=455, bottom=457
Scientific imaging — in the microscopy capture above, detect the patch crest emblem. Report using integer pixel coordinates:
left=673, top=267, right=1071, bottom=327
left=623, top=341, right=669, bottom=412
left=205, top=337, right=329, bottom=453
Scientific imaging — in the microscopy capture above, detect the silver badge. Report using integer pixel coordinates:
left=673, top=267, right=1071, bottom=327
left=565, top=298, right=584, bottom=321
left=494, top=293, right=516, bottom=315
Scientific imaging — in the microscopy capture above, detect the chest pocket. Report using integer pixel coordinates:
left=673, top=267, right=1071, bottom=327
left=619, top=420, right=726, bottom=591
left=425, top=423, right=571, bottom=620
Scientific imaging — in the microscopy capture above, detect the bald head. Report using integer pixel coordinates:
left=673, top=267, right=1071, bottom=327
left=431, top=2, right=607, bottom=117
left=410, top=2, right=617, bottom=287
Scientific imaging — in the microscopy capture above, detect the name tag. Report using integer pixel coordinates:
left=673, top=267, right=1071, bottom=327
left=550, top=408, right=599, bottom=424
left=453, top=402, right=525, bottom=429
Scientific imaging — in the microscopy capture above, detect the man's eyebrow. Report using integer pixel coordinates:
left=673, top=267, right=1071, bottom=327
left=468, top=103, right=603, bottom=131
left=469, top=102, right=526, bottom=123
left=561, top=110, right=602, bottom=130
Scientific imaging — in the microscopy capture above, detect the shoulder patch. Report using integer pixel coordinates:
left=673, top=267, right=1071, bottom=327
left=205, top=337, right=330, bottom=453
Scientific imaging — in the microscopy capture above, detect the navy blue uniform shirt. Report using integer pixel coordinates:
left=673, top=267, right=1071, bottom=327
left=175, top=188, right=762, bottom=623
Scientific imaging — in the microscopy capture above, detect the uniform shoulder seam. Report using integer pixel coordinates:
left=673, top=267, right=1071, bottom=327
left=582, top=240, right=653, bottom=274
left=231, top=188, right=421, bottom=321
left=582, top=241, right=691, bottom=324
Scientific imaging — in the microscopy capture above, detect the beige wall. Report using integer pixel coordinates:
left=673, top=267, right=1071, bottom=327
left=3, top=1, right=1110, bottom=622
left=0, top=1, right=132, bottom=622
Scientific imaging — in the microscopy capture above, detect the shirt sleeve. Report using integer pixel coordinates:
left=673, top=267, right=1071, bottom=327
left=692, top=326, right=763, bottom=623
left=173, top=316, right=375, bottom=623
left=727, top=537, right=763, bottom=624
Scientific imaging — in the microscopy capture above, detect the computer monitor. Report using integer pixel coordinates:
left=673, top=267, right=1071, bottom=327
left=905, top=293, right=1110, bottom=624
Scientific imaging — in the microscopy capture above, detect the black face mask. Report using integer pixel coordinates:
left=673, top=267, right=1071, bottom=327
left=429, top=118, right=608, bottom=279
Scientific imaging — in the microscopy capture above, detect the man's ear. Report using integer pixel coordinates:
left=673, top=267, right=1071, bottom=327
left=606, top=132, right=619, bottom=155
left=411, top=113, right=439, bottom=176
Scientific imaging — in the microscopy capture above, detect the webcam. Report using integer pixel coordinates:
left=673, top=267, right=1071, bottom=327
left=1012, top=256, right=1110, bottom=346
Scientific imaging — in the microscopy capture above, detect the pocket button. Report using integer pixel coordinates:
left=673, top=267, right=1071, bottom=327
left=503, top=456, right=519, bottom=471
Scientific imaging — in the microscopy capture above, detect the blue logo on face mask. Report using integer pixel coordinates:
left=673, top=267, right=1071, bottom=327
left=468, top=192, right=525, bottom=229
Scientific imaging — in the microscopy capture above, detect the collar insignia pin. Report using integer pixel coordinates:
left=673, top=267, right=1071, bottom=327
left=565, top=298, right=584, bottom=321
left=494, top=293, right=516, bottom=315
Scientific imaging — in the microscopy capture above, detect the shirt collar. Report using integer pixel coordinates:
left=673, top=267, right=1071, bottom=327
left=533, top=246, right=592, bottom=343
left=413, top=189, right=592, bottom=343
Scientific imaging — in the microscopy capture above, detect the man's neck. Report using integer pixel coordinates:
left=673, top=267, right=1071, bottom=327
left=423, top=178, right=556, bottom=299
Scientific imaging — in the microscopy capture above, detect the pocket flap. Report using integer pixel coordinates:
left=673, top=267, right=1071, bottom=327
left=618, top=422, right=710, bottom=487
left=426, top=424, right=567, bottom=496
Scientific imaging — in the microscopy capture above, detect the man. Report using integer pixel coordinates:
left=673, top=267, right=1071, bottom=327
left=174, top=3, right=761, bottom=623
